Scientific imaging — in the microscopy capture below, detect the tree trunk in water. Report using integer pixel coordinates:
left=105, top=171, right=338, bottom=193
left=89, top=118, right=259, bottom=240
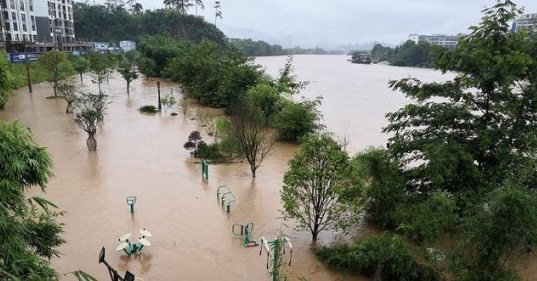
left=312, top=231, right=318, bottom=242
left=86, top=133, right=97, bottom=151
left=127, top=82, right=130, bottom=94
left=250, top=164, right=256, bottom=178
left=80, top=73, right=83, bottom=82
left=53, top=83, right=58, bottom=97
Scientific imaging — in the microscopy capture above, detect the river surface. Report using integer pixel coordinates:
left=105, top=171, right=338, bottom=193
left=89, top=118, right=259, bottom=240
left=1, top=55, right=535, bottom=280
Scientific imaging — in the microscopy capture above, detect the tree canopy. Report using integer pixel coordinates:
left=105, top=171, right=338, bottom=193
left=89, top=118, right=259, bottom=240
left=0, top=121, right=64, bottom=280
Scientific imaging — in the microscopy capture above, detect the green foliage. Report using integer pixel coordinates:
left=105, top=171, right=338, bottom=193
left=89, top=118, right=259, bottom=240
left=198, top=143, right=224, bottom=161
left=71, top=56, right=90, bottom=82
left=389, top=40, right=438, bottom=67
left=37, top=51, right=73, bottom=97
left=166, top=39, right=261, bottom=107
left=316, top=234, right=440, bottom=281
left=0, top=50, right=13, bottom=109
left=139, top=105, right=158, bottom=113
left=281, top=133, right=356, bottom=240
left=136, top=56, right=157, bottom=79
left=351, top=147, right=406, bottom=228
left=384, top=0, right=537, bottom=196
left=73, top=2, right=226, bottom=45
left=74, top=91, right=109, bottom=151
left=231, top=39, right=287, bottom=56
left=57, top=82, right=78, bottom=114
left=0, top=121, right=64, bottom=280
left=88, top=52, right=109, bottom=90
left=161, top=94, right=177, bottom=113
left=70, top=270, right=98, bottom=281
left=10, top=63, right=76, bottom=90
left=396, top=192, right=457, bottom=242
left=273, top=97, right=323, bottom=141
left=137, top=35, right=186, bottom=77
left=117, top=63, right=138, bottom=94
left=371, top=43, right=394, bottom=61
left=451, top=184, right=537, bottom=281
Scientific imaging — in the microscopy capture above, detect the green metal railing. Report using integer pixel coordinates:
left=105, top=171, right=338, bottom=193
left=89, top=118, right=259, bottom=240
left=216, top=185, right=236, bottom=213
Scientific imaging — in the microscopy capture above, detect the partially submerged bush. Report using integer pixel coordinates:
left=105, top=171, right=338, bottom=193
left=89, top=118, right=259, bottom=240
left=316, top=234, right=440, bottom=281
left=139, top=105, right=158, bottom=113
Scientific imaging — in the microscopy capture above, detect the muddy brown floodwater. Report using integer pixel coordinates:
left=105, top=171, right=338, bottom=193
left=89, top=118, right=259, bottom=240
left=1, top=55, right=535, bottom=281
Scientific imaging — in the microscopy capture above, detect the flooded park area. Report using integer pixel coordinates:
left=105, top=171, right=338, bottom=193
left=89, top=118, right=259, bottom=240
left=1, top=55, right=537, bottom=280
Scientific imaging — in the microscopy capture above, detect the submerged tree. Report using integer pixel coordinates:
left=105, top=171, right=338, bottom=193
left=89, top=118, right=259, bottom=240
left=117, top=63, right=138, bottom=94
left=228, top=97, right=274, bottom=177
left=281, top=133, right=356, bottom=241
left=137, top=56, right=156, bottom=80
left=72, top=56, right=90, bottom=82
left=0, top=121, right=65, bottom=280
left=74, top=91, right=109, bottom=151
left=58, top=82, right=78, bottom=114
left=88, top=52, right=108, bottom=91
left=37, top=50, right=72, bottom=97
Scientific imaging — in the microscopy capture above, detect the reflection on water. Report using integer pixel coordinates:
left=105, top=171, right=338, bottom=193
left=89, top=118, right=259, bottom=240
left=1, top=55, right=534, bottom=280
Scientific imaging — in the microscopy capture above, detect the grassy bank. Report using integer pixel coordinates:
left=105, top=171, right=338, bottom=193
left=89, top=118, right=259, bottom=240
left=10, top=62, right=76, bottom=89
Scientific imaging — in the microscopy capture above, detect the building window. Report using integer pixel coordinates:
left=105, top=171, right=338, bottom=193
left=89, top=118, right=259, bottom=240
left=21, top=13, right=25, bottom=21
left=13, top=22, right=17, bottom=31
left=19, top=0, right=24, bottom=11
left=10, top=0, right=14, bottom=9
left=29, top=0, right=33, bottom=11
left=22, top=23, right=26, bottom=32
left=11, top=11, right=15, bottom=20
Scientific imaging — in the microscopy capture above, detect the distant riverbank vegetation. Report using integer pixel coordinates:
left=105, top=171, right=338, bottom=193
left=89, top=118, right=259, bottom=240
left=351, top=40, right=439, bottom=67
left=231, top=39, right=345, bottom=56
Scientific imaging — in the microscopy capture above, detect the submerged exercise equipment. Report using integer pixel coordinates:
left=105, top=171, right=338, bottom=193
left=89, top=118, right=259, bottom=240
left=115, top=228, right=153, bottom=256
left=216, top=185, right=236, bottom=213
left=232, top=222, right=259, bottom=247
left=126, top=196, right=137, bottom=214
left=201, top=159, right=209, bottom=179
left=99, top=247, right=136, bottom=281
left=260, top=236, right=293, bottom=281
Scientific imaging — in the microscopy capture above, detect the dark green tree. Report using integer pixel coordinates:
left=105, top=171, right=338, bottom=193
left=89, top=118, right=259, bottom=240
left=0, top=49, right=13, bottom=109
left=72, top=56, right=90, bottom=82
left=281, top=133, right=356, bottom=241
left=273, top=97, right=323, bottom=141
left=384, top=0, right=537, bottom=196
left=0, top=121, right=64, bottom=280
left=88, top=52, right=108, bottom=91
left=136, top=56, right=156, bottom=80
left=37, top=50, right=72, bottom=97
left=117, top=63, right=138, bottom=94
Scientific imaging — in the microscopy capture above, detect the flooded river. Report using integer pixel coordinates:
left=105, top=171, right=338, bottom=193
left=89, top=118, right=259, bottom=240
left=1, top=55, right=535, bottom=280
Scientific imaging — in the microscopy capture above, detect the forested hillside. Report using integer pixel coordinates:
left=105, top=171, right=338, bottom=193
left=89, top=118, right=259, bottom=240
left=73, top=2, right=226, bottom=45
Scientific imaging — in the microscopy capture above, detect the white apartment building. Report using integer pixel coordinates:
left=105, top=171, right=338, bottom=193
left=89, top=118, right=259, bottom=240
left=0, top=0, right=38, bottom=42
left=0, top=0, right=74, bottom=44
left=408, top=34, right=459, bottom=48
left=512, top=13, right=537, bottom=32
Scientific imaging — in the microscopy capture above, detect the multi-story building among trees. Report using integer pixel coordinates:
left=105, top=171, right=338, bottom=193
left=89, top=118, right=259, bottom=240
left=0, top=0, right=88, bottom=53
left=512, top=13, right=537, bottom=32
left=408, top=34, right=459, bottom=48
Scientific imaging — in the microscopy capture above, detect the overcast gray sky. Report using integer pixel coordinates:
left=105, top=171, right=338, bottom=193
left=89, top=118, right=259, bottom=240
left=97, top=0, right=537, bottom=48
